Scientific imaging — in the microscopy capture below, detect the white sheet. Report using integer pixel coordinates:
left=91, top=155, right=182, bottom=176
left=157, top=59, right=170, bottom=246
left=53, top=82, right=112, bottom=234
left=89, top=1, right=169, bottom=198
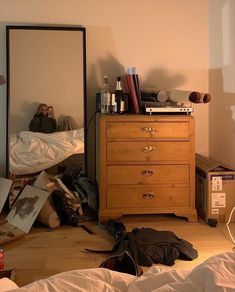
left=7, top=268, right=135, bottom=292
left=0, top=278, right=18, bottom=291
left=6, top=252, right=235, bottom=292
left=10, top=129, right=84, bottom=175
left=128, top=251, right=235, bottom=291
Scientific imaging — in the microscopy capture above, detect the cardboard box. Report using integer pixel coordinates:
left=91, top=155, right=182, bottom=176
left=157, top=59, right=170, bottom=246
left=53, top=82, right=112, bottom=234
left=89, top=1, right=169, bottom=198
left=196, top=154, right=235, bottom=223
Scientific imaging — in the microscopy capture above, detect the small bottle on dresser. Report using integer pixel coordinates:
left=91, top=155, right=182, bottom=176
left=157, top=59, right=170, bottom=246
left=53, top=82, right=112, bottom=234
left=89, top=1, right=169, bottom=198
left=110, top=93, right=117, bottom=114
left=101, top=75, right=110, bottom=114
left=115, top=76, right=125, bottom=114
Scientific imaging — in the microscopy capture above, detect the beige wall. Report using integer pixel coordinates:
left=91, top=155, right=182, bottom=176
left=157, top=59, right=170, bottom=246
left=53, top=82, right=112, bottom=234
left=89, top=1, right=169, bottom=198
left=0, top=0, right=209, bottom=179
left=209, top=0, right=235, bottom=168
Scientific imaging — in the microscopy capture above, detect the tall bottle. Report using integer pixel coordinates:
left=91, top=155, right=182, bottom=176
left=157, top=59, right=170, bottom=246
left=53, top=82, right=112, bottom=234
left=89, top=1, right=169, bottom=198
left=115, top=76, right=125, bottom=113
left=101, top=75, right=110, bottom=114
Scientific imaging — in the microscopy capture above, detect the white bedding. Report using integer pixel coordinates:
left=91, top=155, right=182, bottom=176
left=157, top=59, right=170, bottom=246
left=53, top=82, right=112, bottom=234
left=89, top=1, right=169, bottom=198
left=10, top=129, right=84, bottom=175
left=3, top=252, right=235, bottom=292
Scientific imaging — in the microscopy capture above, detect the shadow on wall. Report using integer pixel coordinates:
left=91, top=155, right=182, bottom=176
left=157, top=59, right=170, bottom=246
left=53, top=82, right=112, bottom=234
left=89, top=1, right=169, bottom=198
left=9, top=101, right=39, bottom=134
left=230, top=105, right=235, bottom=132
left=209, top=0, right=235, bottom=168
left=209, top=68, right=235, bottom=166
left=86, top=54, right=126, bottom=181
left=87, top=53, right=126, bottom=118
left=141, top=68, right=185, bottom=91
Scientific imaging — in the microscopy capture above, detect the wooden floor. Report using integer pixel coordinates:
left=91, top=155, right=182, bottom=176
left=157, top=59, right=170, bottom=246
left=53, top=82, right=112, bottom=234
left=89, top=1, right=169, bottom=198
left=3, top=214, right=235, bottom=287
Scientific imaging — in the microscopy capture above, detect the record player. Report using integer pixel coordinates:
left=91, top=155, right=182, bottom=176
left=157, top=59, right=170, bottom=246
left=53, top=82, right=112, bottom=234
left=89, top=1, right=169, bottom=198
left=145, top=106, right=193, bottom=115
left=143, top=102, right=194, bottom=115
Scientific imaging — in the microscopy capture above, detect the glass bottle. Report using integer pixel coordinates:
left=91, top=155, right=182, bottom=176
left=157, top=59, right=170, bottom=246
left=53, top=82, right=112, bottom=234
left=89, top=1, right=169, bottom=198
left=110, top=93, right=117, bottom=114
left=101, top=75, right=110, bottom=114
left=115, top=76, right=125, bottom=113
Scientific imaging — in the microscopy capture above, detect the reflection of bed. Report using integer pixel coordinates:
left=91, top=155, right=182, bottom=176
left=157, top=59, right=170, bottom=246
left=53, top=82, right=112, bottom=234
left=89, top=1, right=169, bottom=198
left=1, top=252, right=234, bottom=291
left=10, top=129, right=84, bottom=175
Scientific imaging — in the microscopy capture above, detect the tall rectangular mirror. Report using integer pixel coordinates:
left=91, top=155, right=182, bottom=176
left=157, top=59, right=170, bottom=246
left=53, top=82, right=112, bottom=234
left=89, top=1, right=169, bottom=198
left=6, top=25, right=87, bottom=177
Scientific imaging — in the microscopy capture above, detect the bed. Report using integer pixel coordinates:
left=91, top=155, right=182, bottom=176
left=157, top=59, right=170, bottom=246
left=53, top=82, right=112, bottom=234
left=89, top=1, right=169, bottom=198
left=9, top=128, right=84, bottom=175
left=1, top=252, right=234, bottom=291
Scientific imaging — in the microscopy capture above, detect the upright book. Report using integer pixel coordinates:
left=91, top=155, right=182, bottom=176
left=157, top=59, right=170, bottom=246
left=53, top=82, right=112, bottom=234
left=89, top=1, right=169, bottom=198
left=122, top=74, right=140, bottom=114
left=131, top=73, right=142, bottom=112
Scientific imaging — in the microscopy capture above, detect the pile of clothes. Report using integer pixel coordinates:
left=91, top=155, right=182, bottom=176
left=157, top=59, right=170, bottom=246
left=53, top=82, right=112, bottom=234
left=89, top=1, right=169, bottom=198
left=87, top=219, right=198, bottom=276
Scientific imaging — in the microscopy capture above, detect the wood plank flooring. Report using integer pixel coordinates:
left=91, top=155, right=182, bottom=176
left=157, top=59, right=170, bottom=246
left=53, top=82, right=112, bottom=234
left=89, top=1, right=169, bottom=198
left=3, top=214, right=235, bottom=287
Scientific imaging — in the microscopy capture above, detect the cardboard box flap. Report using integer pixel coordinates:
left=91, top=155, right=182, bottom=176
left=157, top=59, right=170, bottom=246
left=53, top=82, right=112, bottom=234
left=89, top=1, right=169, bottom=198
left=196, top=153, right=234, bottom=172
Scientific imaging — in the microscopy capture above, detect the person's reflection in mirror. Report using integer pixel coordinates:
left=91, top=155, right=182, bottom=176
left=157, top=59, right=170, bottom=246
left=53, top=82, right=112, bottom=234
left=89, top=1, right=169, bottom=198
left=29, top=103, right=57, bottom=133
left=37, top=103, right=48, bottom=117
left=47, top=106, right=55, bottom=119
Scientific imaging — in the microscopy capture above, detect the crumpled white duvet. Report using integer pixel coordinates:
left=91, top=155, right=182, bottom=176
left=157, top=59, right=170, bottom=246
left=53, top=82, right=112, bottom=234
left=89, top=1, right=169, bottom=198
left=3, top=252, right=235, bottom=292
left=10, top=129, right=84, bottom=175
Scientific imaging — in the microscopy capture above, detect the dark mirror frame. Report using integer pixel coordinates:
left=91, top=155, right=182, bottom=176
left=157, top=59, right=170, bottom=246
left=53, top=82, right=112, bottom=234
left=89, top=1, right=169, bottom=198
left=6, top=25, right=87, bottom=177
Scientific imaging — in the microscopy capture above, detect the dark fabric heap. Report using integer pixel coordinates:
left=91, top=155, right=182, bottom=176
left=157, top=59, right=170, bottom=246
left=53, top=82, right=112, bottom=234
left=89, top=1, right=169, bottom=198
left=29, top=113, right=57, bottom=133
left=99, top=250, right=143, bottom=277
left=111, top=227, right=198, bottom=266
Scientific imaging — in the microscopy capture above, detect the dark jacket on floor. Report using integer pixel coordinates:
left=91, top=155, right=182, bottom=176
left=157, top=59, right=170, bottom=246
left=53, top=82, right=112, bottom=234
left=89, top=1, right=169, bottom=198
left=111, top=227, right=198, bottom=266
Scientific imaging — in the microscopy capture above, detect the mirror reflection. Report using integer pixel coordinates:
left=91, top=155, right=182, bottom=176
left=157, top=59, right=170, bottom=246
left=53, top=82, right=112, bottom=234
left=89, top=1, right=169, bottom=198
left=7, top=26, right=86, bottom=177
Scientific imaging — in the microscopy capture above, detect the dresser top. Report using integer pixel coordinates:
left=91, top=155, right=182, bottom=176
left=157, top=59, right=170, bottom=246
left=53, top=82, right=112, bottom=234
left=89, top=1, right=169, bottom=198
left=97, top=114, right=194, bottom=122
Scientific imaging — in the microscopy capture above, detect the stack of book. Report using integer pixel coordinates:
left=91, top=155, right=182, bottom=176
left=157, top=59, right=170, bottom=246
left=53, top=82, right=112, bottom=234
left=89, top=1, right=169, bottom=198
left=122, top=67, right=141, bottom=114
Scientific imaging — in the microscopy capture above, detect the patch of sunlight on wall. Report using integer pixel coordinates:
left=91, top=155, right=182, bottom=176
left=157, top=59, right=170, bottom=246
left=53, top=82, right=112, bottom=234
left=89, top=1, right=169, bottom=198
left=222, top=0, right=235, bottom=93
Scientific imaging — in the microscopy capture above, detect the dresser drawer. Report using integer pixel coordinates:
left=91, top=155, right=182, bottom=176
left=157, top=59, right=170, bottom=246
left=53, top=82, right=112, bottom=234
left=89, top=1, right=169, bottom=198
left=107, top=164, right=189, bottom=185
left=107, top=187, right=189, bottom=208
left=107, top=141, right=190, bottom=162
left=107, top=121, right=189, bottom=140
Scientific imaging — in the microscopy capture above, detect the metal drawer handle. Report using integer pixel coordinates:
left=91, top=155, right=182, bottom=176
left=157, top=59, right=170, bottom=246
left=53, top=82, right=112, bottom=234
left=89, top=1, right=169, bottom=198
left=141, top=127, right=155, bottom=133
left=143, top=193, right=155, bottom=200
left=141, top=169, right=154, bottom=176
left=142, top=146, right=155, bottom=153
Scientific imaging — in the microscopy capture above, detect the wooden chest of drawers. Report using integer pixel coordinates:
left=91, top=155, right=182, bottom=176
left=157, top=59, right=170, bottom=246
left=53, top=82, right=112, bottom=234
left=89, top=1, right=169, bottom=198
left=96, top=114, right=197, bottom=222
